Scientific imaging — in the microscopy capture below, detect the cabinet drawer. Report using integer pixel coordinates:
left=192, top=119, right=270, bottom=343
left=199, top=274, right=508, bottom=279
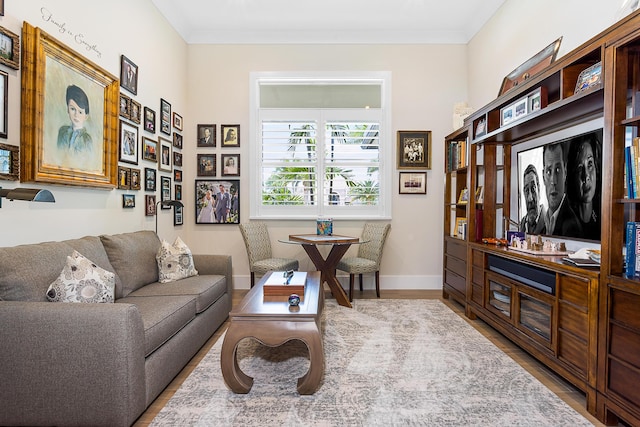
left=558, top=303, right=588, bottom=341
left=472, top=250, right=484, bottom=267
left=558, top=274, right=589, bottom=307
left=610, top=323, right=640, bottom=369
left=445, top=255, right=466, bottom=278
left=445, top=239, right=467, bottom=260
left=558, top=330, right=588, bottom=375
left=609, top=358, right=640, bottom=408
left=611, top=288, right=640, bottom=330
left=444, top=269, right=466, bottom=296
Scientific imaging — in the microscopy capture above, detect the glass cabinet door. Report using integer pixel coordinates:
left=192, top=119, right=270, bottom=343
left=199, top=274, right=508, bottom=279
left=488, top=280, right=511, bottom=318
left=518, top=292, right=552, bottom=343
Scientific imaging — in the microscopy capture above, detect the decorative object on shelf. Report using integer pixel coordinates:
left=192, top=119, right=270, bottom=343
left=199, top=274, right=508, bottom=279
left=160, top=176, right=171, bottom=209
left=197, top=153, right=216, bottom=177
left=316, top=218, right=333, bottom=235
left=397, top=130, right=431, bottom=170
left=475, top=117, right=487, bottom=138
left=399, top=172, right=427, bottom=194
left=142, top=137, right=157, bottom=162
left=144, top=167, right=156, bottom=191
left=20, top=23, right=119, bottom=188
left=122, top=194, right=135, bottom=208
left=574, top=62, right=602, bottom=94
left=119, top=120, right=138, bottom=165
left=144, top=107, right=156, bottom=133
left=158, top=137, right=172, bottom=172
left=221, top=124, right=240, bottom=147
left=160, top=98, right=171, bottom=135
left=119, top=55, right=138, bottom=95
left=145, top=194, right=156, bottom=216
left=452, top=101, right=474, bottom=130
left=129, top=99, right=141, bottom=124
left=195, top=179, right=239, bottom=224
left=528, top=87, right=548, bottom=112
left=288, top=293, right=301, bottom=307
left=500, top=96, right=528, bottom=127
left=455, top=217, right=467, bottom=239
left=130, top=168, right=141, bottom=190
left=155, top=199, right=183, bottom=234
left=197, top=124, right=216, bottom=147
left=117, top=166, right=131, bottom=190
left=0, top=187, right=55, bottom=208
left=0, top=25, right=19, bottom=70
left=221, top=154, right=240, bottom=176
left=0, top=143, right=18, bottom=181
left=173, top=112, right=183, bottom=131
left=498, top=37, right=562, bottom=97
left=457, top=188, right=469, bottom=204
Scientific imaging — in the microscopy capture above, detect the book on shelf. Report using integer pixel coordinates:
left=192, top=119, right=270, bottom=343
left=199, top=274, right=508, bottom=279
left=447, top=140, right=467, bottom=171
left=625, top=221, right=640, bottom=278
left=455, top=217, right=467, bottom=239
left=624, top=137, right=640, bottom=199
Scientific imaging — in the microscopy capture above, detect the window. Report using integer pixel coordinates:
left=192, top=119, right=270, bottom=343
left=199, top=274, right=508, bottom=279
left=249, top=72, right=391, bottom=219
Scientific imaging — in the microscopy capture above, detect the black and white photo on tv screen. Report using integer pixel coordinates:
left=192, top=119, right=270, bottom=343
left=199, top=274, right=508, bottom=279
left=517, top=129, right=603, bottom=242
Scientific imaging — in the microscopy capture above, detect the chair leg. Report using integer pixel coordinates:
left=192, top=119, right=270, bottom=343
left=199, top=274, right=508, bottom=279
left=359, top=274, right=363, bottom=292
left=250, top=272, right=255, bottom=288
left=375, top=270, right=380, bottom=298
left=349, top=274, right=355, bottom=302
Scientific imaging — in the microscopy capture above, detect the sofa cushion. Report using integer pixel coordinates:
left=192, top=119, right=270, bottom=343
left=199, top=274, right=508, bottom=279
left=156, top=237, right=198, bottom=283
left=101, top=231, right=161, bottom=298
left=46, top=251, right=115, bottom=303
left=117, top=295, right=196, bottom=357
left=0, top=236, right=119, bottom=302
left=128, top=274, right=226, bottom=314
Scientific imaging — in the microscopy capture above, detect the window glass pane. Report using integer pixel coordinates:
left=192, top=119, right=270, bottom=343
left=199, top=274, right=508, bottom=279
left=260, top=84, right=381, bottom=108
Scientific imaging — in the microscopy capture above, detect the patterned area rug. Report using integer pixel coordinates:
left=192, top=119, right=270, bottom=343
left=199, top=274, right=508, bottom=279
left=150, top=299, right=594, bottom=426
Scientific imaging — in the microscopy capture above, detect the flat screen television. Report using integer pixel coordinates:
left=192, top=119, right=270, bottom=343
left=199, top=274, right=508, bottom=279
left=517, top=128, right=603, bottom=242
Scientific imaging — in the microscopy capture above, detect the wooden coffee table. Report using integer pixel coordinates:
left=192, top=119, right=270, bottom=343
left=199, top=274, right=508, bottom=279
left=220, top=270, right=324, bottom=395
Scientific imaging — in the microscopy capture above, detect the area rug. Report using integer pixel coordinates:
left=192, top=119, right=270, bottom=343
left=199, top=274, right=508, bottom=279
left=150, top=299, right=594, bottom=426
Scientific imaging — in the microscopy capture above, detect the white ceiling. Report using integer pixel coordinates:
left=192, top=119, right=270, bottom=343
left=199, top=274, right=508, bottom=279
left=152, top=0, right=506, bottom=44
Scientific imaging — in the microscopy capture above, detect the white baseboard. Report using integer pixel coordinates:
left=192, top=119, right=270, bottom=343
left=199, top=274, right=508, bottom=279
left=232, top=274, right=444, bottom=291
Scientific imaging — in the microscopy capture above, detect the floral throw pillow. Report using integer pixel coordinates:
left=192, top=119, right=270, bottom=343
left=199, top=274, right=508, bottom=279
left=156, top=237, right=198, bottom=283
left=46, top=250, right=115, bottom=303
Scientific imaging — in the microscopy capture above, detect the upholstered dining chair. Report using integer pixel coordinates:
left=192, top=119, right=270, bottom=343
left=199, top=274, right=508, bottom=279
left=239, top=222, right=299, bottom=287
left=336, top=223, right=391, bottom=301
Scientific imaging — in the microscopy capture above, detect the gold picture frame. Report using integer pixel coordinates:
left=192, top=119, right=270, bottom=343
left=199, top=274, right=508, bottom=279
left=20, top=22, right=119, bottom=188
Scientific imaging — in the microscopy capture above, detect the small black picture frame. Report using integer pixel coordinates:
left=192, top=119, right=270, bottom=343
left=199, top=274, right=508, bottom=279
left=144, top=107, right=156, bottom=134
left=160, top=98, right=171, bottom=135
left=120, top=55, right=138, bottom=95
left=122, top=194, right=135, bottom=208
left=144, top=167, right=156, bottom=191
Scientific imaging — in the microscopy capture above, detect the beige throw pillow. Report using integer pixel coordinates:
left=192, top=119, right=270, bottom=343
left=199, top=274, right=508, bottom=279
left=46, top=250, right=115, bottom=303
left=156, top=237, right=198, bottom=283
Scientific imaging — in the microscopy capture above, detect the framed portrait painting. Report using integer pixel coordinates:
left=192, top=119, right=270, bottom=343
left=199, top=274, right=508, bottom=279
left=397, top=130, right=431, bottom=170
left=221, top=153, right=240, bottom=176
left=20, top=23, right=119, bottom=188
left=221, top=124, right=240, bottom=147
left=120, top=55, right=138, bottom=95
left=197, top=124, right=216, bottom=147
left=195, top=179, right=239, bottom=224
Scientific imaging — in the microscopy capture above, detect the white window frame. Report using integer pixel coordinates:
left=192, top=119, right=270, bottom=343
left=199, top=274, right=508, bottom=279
left=249, top=71, right=392, bottom=220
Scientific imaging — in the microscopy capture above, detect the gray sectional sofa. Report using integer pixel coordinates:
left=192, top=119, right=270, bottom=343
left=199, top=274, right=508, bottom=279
left=0, top=230, right=232, bottom=427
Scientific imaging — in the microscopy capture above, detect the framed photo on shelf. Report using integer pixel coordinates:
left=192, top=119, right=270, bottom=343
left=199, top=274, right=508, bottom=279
left=458, top=188, right=469, bottom=204
left=118, top=166, right=131, bottom=190
left=475, top=186, right=484, bottom=203
left=122, top=194, right=135, bottom=208
left=144, top=167, right=156, bottom=191
left=142, top=137, right=157, bottom=162
left=455, top=217, right=468, bottom=239
left=0, top=143, right=19, bottom=181
left=0, top=26, right=19, bottom=70
left=399, top=172, right=427, bottom=194
left=475, top=117, right=487, bottom=138
left=20, top=23, right=119, bottom=188
left=397, top=130, right=431, bottom=169
left=160, top=98, right=171, bottom=135
left=158, top=137, right=172, bottom=172
left=160, top=176, right=171, bottom=209
left=120, top=55, right=138, bottom=95
left=145, top=195, right=156, bottom=216
left=129, top=99, right=141, bottom=124
left=144, top=107, right=156, bottom=133
left=197, top=153, right=216, bottom=177
left=173, top=112, right=183, bottom=131
left=197, top=124, right=216, bottom=147
left=195, top=179, right=239, bottom=224
left=119, top=120, right=138, bottom=165
left=221, top=154, right=240, bottom=176
left=174, top=205, right=184, bottom=226
left=221, top=124, right=240, bottom=147
left=528, top=87, right=548, bottom=112
left=574, top=62, right=602, bottom=94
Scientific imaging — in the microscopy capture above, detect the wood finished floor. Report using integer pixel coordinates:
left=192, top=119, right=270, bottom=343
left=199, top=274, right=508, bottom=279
left=133, top=289, right=605, bottom=426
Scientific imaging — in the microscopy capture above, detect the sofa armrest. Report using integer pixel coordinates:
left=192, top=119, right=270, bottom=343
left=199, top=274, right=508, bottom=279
left=0, top=301, right=146, bottom=427
left=193, top=254, right=233, bottom=294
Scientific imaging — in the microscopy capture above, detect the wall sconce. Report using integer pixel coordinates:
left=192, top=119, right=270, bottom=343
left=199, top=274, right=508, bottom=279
left=155, top=200, right=183, bottom=235
left=0, top=187, right=56, bottom=208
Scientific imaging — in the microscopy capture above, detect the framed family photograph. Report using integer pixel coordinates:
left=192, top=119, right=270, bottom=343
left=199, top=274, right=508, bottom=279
left=174, top=205, right=184, bottom=226
left=0, top=25, right=19, bottom=70
left=145, top=195, right=156, bottom=216
left=173, top=151, right=182, bottom=167
left=0, top=143, right=19, bottom=181
left=158, top=137, right=172, bottom=172
left=144, top=107, right=156, bottom=133
left=119, top=93, right=131, bottom=120
left=397, top=130, right=431, bottom=170
left=195, top=179, right=239, bottom=224
left=120, top=55, right=138, bottom=95
left=174, top=184, right=182, bottom=201
left=399, top=172, right=427, bottom=194
left=122, top=194, right=135, bottom=208
left=20, top=23, right=119, bottom=188
left=173, top=112, right=183, bottom=131
left=173, top=132, right=183, bottom=149
left=160, top=98, right=171, bottom=135
left=118, top=166, right=131, bottom=190
left=197, top=153, right=216, bottom=177
left=119, top=120, right=138, bottom=165
left=142, top=137, right=157, bottom=162
left=0, top=70, right=7, bottom=138
left=221, top=153, right=240, bottom=176
left=160, top=176, right=171, bottom=209
left=173, top=168, right=182, bottom=182
left=197, top=124, right=215, bottom=147
left=129, top=99, right=141, bottom=124
left=144, top=167, right=156, bottom=191
left=221, top=124, right=240, bottom=147
left=130, top=168, right=141, bottom=190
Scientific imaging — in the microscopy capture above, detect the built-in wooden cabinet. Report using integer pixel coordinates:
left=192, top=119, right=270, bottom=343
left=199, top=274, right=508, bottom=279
left=442, top=9, right=640, bottom=425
